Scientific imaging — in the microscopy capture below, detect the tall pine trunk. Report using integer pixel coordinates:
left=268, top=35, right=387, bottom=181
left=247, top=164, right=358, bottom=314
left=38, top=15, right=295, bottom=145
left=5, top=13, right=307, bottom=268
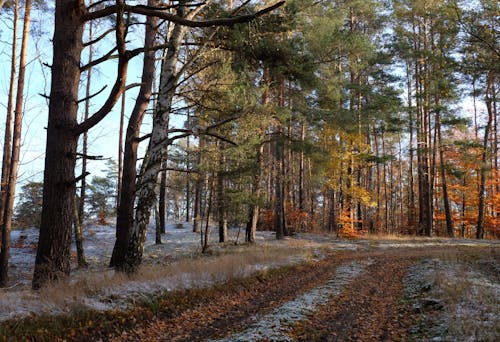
left=34, top=0, right=129, bottom=287
left=193, top=137, right=205, bottom=233
left=0, top=0, right=17, bottom=249
left=110, top=3, right=157, bottom=268
left=246, top=144, right=263, bottom=243
left=32, top=0, right=85, bottom=289
left=477, top=73, right=494, bottom=239
left=217, top=142, right=227, bottom=243
left=436, top=104, right=453, bottom=237
left=0, top=0, right=30, bottom=286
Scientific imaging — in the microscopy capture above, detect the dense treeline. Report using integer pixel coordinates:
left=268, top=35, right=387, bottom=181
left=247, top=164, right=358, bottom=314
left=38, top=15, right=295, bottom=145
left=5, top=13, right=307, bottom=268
left=0, top=0, right=498, bottom=288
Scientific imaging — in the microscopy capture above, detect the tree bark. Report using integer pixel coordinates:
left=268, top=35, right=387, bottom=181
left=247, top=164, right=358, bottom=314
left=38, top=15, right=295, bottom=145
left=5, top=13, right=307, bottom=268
left=32, top=0, right=86, bottom=289
left=0, top=0, right=17, bottom=246
left=217, top=142, right=227, bottom=243
left=193, top=137, right=205, bottom=233
left=274, top=129, right=286, bottom=239
left=246, top=144, right=263, bottom=243
left=185, top=113, right=191, bottom=223
left=76, top=15, right=94, bottom=268
left=110, top=1, right=157, bottom=268
left=436, top=106, right=453, bottom=237
left=73, top=198, right=88, bottom=267
left=122, top=13, right=187, bottom=271
left=0, top=0, right=30, bottom=287
left=159, top=167, right=166, bottom=234
left=477, top=72, right=494, bottom=239
left=34, top=0, right=129, bottom=288
left=202, top=174, right=214, bottom=253
left=298, top=121, right=306, bottom=212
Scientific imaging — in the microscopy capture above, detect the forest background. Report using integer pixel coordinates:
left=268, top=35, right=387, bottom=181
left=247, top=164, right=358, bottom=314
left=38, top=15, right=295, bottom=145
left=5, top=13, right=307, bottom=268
left=0, top=0, right=498, bottom=289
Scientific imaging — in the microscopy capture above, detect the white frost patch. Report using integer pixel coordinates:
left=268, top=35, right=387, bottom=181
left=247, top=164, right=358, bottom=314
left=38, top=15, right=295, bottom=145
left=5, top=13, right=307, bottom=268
left=376, top=240, right=500, bottom=250
left=213, top=259, right=372, bottom=342
left=3, top=221, right=498, bottom=325
left=0, top=222, right=322, bottom=322
left=404, top=258, right=500, bottom=341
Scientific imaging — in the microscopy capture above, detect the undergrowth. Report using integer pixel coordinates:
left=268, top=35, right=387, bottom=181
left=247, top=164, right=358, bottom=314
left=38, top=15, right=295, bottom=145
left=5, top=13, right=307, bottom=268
left=0, top=255, right=309, bottom=341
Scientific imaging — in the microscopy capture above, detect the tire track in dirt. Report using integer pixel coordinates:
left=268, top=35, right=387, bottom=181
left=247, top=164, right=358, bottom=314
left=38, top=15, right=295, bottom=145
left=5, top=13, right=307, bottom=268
left=291, top=254, right=415, bottom=341
left=108, top=248, right=445, bottom=341
left=212, top=259, right=373, bottom=342
left=110, top=253, right=358, bottom=341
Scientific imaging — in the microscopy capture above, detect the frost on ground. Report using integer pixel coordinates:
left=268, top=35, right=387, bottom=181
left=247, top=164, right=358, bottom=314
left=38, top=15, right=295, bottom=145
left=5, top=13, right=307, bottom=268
left=213, top=259, right=372, bottom=342
left=404, top=254, right=500, bottom=342
left=0, top=222, right=338, bottom=322
left=1, top=223, right=498, bottom=326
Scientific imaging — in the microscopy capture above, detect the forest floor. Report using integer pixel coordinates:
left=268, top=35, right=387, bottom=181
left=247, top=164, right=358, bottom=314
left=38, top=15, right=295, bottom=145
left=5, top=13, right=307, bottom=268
left=0, top=222, right=499, bottom=341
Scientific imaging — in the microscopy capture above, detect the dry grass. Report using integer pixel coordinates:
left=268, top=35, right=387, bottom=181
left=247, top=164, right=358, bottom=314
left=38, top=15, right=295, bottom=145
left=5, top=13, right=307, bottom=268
left=361, top=232, right=438, bottom=242
left=35, top=243, right=315, bottom=314
left=420, top=247, right=500, bottom=341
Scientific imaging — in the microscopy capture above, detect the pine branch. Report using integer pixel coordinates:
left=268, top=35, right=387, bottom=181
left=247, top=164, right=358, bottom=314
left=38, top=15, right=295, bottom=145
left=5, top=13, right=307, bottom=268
left=84, top=1, right=285, bottom=27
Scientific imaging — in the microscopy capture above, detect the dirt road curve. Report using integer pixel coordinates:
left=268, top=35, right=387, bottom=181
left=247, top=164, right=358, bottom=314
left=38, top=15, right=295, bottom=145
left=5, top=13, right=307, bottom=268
left=4, top=244, right=496, bottom=341
left=104, top=247, right=493, bottom=342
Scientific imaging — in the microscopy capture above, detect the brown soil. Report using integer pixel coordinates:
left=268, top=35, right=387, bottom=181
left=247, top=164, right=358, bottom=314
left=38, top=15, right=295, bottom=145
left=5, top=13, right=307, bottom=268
left=290, top=253, right=415, bottom=341
left=109, top=249, right=443, bottom=341
left=1, top=247, right=459, bottom=342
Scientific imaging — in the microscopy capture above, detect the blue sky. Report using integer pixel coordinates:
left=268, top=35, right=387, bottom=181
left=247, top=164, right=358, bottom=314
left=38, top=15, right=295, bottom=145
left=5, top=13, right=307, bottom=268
left=0, top=5, right=156, bottom=188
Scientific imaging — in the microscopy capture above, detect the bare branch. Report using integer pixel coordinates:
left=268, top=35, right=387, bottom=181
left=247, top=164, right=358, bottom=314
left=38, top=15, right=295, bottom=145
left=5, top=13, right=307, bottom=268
left=73, top=2, right=132, bottom=136
left=160, top=167, right=200, bottom=174
left=125, top=82, right=143, bottom=90
left=83, top=28, right=115, bottom=47
left=204, top=132, right=237, bottom=145
left=80, top=47, right=118, bottom=72
left=136, top=133, right=152, bottom=143
left=75, top=153, right=106, bottom=160
left=84, top=1, right=285, bottom=27
left=68, top=172, right=90, bottom=186
left=77, top=85, right=107, bottom=104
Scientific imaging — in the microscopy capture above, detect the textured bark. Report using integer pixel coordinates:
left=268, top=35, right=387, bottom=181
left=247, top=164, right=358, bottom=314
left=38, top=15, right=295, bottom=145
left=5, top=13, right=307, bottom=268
left=193, top=137, right=205, bottom=233
left=0, top=0, right=17, bottom=245
left=415, top=60, right=432, bottom=237
left=73, top=199, right=88, bottom=267
left=298, top=121, right=305, bottom=212
left=274, top=130, right=286, bottom=240
left=123, top=14, right=187, bottom=271
left=406, top=60, right=416, bottom=231
left=155, top=200, right=162, bottom=245
left=185, top=119, right=191, bottom=223
left=110, top=2, right=157, bottom=268
left=34, top=0, right=129, bottom=288
left=32, top=0, right=84, bottom=289
left=33, top=0, right=85, bottom=289
left=217, top=143, right=227, bottom=243
left=202, top=175, right=214, bottom=253
left=327, top=190, right=336, bottom=233
left=117, top=90, right=125, bottom=208
left=246, top=144, right=263, bottom=243
left=159, top=167, right=166, bottom=234
left=477, top=73, right=494, bottom=239
left=76, top=17, right=94, bottom=268
left=436, top=106, right=453, bottom=237
left=0, top=0, right=30, bottom=287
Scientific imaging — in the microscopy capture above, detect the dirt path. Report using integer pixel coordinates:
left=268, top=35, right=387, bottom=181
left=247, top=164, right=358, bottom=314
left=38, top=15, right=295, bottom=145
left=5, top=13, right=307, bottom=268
left=107, top=248, right=445, bottom=342
left=3, top=245, right=497, bottom=341
left=291, top=254, right=414, bottom=341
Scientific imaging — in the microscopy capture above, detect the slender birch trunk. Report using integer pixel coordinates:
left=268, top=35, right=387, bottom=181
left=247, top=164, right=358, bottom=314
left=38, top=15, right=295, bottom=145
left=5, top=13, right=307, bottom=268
left=123, top=14, right=188, bottom=271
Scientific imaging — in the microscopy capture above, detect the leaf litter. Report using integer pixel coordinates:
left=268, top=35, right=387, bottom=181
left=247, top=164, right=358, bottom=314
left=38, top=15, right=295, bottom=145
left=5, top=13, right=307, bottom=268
left=212, top=259, right=372, bottom=342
